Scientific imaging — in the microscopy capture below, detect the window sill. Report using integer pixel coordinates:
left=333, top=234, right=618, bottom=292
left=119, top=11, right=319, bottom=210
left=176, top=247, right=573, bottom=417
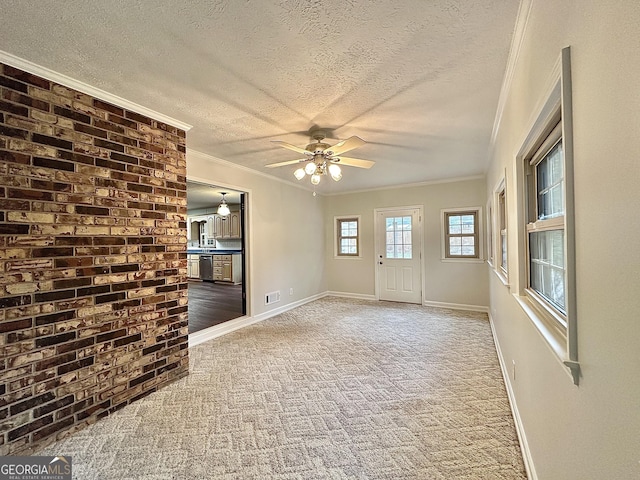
left=492, top=267, right=510, bottom=288
left=333, top=255, right=363, bottom=260
left=441, top=258, right=485, bottom=264
left=513, top=293, right=580, bottom=384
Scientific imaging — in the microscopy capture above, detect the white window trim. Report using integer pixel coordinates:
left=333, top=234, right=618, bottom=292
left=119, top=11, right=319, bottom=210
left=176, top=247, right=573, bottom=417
left=514, top=47, right=579, bottom=385
left=334, top=215, right=362, bottom=259
left=440, top=206, right=484, bottom=263
left=492, top=176, right=510, bottom=287
left=486, top=198, right=494, bottom=268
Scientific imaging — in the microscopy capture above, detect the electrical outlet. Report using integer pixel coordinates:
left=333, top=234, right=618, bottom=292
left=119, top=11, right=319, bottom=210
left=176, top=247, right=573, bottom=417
left=289, top=288, right=294, bottom=295
left=512, top=360, right=516, bottom=381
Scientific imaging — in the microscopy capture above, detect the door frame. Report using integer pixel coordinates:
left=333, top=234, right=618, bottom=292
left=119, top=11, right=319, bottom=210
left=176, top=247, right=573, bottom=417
left=186, top=175, right=252, bottom=321
left=373, top=205, right=425, bottom=304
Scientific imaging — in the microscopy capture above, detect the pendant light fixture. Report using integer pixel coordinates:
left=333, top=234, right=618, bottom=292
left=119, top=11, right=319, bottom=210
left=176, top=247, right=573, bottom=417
left=217, top=192, right=230, bottom=216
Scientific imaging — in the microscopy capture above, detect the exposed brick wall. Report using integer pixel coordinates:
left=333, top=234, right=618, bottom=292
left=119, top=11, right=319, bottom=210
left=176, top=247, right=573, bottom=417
left=0, top=63, right=189, bottom=454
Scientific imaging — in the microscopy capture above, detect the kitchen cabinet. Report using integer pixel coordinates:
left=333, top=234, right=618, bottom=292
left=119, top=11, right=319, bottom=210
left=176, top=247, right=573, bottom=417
left=207, top=216, right=216, bottom=238
left=189, top=210, right=241, bottom=244
left=189, top=216, right=210, bottom=246
left=214, top=212, right=241, bottom=239
left=228, top=212, right=241, bottom=238
left=187, top=217, right=200, bottom=242
left=187, top=254, right=200, bottom=279
left=212, top=254, right=242, bottom=284
left=213, top=215, right=224, bottom=239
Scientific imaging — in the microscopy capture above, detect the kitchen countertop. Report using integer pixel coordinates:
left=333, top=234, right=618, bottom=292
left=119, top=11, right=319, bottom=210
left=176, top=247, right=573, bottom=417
left=187, top=249, right=241, bottom=255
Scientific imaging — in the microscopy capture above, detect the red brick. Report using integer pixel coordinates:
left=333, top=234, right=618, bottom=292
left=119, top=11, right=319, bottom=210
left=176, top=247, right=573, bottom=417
left=93, top=99, right=123, bottom=116
left=3, top=66, right=51, bottom=89
left=0, top=62, right=188, bottom=455
left=2, top=90, right=49, bottom=111
left=53, top=105, right=90, bottom=124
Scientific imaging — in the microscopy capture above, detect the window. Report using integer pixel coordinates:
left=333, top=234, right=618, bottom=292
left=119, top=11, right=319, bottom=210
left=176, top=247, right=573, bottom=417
left=336, top=217, right=359, bottom=256
left=498, top=187, right=507, bottom=275
left=515, top=47, right=578, bottom=384
left=486, top=201, right=494, bottom=266
left=525, top=123, right=566, bottom=317
left=442, top=209, right=481, bottom=260
left=385, top=215, right=412, bottom=259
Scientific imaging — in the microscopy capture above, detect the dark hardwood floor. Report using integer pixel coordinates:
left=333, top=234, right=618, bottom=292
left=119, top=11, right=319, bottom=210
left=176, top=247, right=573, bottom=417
left=188, top=280, right=244, bottom=333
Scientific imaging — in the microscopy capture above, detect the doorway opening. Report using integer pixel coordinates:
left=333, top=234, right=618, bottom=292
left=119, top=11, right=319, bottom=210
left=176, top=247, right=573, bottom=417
left=186, top=181, right=247, bottom=333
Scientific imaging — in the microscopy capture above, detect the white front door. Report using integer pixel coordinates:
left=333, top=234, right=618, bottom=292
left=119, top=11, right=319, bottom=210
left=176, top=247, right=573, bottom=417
left=375, top=207, right=423, bottom=304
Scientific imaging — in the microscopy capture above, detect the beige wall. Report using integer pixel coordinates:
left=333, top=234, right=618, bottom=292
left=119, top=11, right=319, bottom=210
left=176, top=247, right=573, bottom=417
left=324, top=178, right=489, bottom=308
left=487, top=1, right=640, bottom=478
left=187, top=150, right=327, bottom=316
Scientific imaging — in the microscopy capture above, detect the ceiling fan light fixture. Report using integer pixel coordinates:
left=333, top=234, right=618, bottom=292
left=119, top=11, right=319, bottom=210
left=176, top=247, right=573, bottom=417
left=293, top=168, right=306, bottom=180
left=328, top=163, right=342, bottom=181
left=217, top=192, right=230, bottom=216
left=304, top=162, right=317, bottom=175
left=267, top=131, right=376, bottom=187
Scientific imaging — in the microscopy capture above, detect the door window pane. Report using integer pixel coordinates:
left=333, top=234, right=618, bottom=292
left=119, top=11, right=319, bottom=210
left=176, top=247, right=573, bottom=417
left=385, top=216, right=412, bottom=259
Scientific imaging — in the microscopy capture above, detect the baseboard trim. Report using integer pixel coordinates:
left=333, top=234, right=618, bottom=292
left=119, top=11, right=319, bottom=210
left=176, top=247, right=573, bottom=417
left=422, top=300, right=489, bottom=313
left=188, top=292, right=326, bottom=347
left=326, top=291, right=377, bottom=301
left=488, top=313, right=537, bottom=480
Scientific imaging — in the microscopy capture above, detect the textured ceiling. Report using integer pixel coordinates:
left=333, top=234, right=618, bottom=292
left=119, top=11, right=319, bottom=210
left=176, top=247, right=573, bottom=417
left=186, top=182, right=242, bottom=210
left=0, top=0, right=519, bottom=194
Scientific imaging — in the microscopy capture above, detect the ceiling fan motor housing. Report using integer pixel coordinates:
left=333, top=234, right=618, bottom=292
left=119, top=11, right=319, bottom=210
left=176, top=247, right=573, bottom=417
left=306, top=129, right=332, bottom=155
left=306, top=142, right=330, bottom=154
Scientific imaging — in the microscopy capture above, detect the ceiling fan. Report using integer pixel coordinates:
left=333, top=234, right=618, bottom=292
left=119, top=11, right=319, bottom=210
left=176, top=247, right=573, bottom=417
left=266, top=129, right=375, bottom=185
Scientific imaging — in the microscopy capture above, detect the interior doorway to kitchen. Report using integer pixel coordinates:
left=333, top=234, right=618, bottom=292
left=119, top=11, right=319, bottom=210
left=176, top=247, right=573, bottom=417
left=186, top=181, right=247, bottom=333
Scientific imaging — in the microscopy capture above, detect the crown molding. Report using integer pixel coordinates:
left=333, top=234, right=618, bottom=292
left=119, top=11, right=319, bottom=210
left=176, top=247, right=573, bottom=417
left=488, top=0, right=533, bottom=153
left=0, top=50, right=192, bottom=131
left=188, top=149, right=485, bottom=198
left=324, top=175, right=486, bottom=197
left=187, top=148, right=314, bottom=193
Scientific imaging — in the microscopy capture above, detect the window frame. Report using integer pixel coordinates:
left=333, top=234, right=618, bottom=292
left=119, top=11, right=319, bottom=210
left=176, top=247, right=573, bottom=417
left=440, top=207, right=484, bottom=262
left=334, top=216, right=361, bottom=258
left=486, top=199, right=494, bottom=267
left=498, top=185, right=508, bottom=277
left=525, top=123, right=566, bottom=322
left=514, top=47, right=578, bottom=384
left=491, top=176, right=509, bottom=286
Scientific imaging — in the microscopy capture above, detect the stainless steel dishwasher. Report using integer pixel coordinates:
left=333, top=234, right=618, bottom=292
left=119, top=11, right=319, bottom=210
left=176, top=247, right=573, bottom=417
left=198, top=255, right=213, bottom=281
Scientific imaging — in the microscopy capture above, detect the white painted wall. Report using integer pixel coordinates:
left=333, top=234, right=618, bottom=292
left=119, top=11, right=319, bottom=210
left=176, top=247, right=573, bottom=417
left=187, top=150, right=327, bottom=316
left=324, top=178, right=489, bottom=309
left=487, top=1, right=640, bottom=478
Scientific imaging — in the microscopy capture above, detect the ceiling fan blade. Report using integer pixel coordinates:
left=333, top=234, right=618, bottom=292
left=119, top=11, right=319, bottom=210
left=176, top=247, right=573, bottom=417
left=265, top=158, right=307, bottom=168
left=271, top=140, right=312, bottom=156
left=325, top=136, right=366, bottom=156
left=331, top=156, right=375, bottom=169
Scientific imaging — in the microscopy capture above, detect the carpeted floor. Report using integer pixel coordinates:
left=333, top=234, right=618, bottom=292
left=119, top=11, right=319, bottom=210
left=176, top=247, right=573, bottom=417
left=37, top=297, right=527, bottom=479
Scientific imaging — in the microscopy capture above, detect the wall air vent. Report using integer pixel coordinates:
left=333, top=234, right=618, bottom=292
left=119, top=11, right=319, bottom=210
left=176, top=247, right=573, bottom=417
left=265, top=291, right=281, bottom=305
